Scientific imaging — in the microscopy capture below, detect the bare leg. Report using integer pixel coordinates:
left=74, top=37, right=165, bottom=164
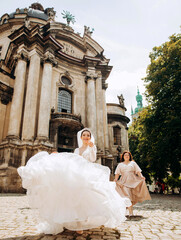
left=128, top=204, right=133, bottom=216
left=76, top=222, right=83, bottom=234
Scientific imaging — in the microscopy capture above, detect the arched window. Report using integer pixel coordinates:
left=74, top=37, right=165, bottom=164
left=58, top=89, right=72, bottom=113
left=113, top=126, right=121, bottom=145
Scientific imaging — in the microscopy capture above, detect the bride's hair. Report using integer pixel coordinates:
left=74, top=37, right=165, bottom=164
left=81, top=129, right=91, bottom=138
left=120, top=151, right=133, bottom=162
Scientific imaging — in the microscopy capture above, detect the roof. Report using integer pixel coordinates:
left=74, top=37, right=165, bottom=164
left=8, top=8, right=48, bottom=21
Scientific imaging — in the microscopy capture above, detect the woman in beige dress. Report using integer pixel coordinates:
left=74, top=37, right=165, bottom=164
left=114, top=150, right=151, bottom=216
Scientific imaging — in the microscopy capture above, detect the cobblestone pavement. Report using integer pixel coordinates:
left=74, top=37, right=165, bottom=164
left=0, top=194, right=181, bottom=240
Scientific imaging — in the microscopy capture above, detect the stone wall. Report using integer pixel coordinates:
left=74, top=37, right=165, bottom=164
left=0, top=163, right=24, bottom=193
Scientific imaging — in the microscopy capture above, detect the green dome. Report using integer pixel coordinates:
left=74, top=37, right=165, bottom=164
left=133, top=87, right=143, bottom=115
left=136, top=89, right=142, bottom=101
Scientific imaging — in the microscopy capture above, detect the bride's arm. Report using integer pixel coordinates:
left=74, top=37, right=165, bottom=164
left=74, top=148, right=79, bottom=154
left=89, top=145, right=97, bottom=162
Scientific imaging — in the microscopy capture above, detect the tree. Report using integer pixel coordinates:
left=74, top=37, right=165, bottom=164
left=143, top=33, right=181, bottom=179
left=129, top=33, right=181, bottom=182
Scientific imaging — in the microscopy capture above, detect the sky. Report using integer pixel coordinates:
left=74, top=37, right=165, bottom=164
left=0, top=0, right=181, bottom=121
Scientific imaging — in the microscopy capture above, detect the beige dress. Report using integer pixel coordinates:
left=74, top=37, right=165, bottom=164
left=115, top=161, right=151, bottom=205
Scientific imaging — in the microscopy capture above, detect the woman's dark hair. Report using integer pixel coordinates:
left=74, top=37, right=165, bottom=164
left=81, top=129, right=91, bottom=137
left=120, top=150, right=133, bottom=162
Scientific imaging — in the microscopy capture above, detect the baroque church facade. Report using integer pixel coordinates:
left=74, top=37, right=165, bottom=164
left=0, top=3, right=129, bottom=186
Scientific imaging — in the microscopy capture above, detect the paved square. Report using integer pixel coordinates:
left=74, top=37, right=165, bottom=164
left=0, top=194, right=180, bottom=239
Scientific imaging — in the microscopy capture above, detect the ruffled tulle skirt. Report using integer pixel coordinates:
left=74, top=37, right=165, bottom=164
left=18, top=152, right=131, bottom=234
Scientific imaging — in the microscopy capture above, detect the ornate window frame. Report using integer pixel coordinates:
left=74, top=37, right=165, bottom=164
left=57, top=88, right=72, bottom=113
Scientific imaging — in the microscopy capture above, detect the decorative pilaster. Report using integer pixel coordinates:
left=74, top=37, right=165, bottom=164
left=37, top=52, right=56, bottom=140
left=102, top=80, right=109, bottom=152
left=22, top=50, right=40, bottom=140
left=86, top=71, right=97, bottom=142
left=7, top=51, right=28, bottom=138
left=96, top=74, right=104, bottom=151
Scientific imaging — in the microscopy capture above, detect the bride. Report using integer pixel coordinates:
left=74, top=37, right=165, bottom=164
left=18, top=128, right=131, bottom=235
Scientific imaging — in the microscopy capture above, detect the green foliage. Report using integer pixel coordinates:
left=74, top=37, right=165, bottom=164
left=129, top=33, right=181, bottom=182
left=128, top=107, right=152, bottom=183
left=165, top=175, right=181, bottom=189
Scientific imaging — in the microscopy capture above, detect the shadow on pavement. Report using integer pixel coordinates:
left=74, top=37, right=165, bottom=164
left=2, top=227, right=121, bottom=240
left=126, top=215, right=147, bottom=221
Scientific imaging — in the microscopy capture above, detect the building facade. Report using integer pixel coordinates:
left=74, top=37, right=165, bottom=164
left=0, top=3, right=129, bottom=191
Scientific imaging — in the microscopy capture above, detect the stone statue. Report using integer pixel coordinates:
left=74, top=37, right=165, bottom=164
left=84, top=26, right=94, bottom=36
left=24, top=17, right=30, bottom=29
left=117, top=94, right=125, bottom=107
left=61, top=10, right=76, bottom=26
left=45, top=8, right=56, bottom=21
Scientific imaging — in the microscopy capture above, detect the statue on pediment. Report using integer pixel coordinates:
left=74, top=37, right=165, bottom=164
left=24, top=17, right=30, bottom=29
left=84, top=26, right=94, bottom=37
left=45, top=8, right=56, bottom=21
left=61, top=10, right=76, bottom=26
left=118, top=94, right=125, bottom=107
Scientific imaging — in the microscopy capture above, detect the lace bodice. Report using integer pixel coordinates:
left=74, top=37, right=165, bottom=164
left=74, top=145, right=97, bottom=162
left=115, top=161, right=142, bottom=175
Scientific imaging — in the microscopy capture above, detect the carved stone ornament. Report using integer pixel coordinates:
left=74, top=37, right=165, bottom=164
left=13, top=50, right=29, bottom=62
left=86, top=71, right=97, bottom=81
left=117, top=94, right=125, bottom=107
left=43, top=51, right=57, bottom=66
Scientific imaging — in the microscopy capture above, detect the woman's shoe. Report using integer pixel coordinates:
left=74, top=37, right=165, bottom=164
left=76, top=230, right=83, bottom=234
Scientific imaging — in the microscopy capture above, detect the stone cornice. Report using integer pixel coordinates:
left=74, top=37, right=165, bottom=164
left=107, top=113, right=130, bottom=124
left=107, top=103, right=127, bottom=111
left=0, top=67, right=15, bottom=79
left=2, top=23, right=113, bottom=81
left=97, top=65, right=113, bottom=80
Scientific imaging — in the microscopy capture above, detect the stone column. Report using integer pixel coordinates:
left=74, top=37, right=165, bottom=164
left=86, top=74, right=97, bottom=142
left=0, top=102, right=6, bottom=142
left=37, top=59, right=53, bottom=140
left=51, top=70, right=59, bottom=110
left=95, top=75, right=104, bottom=151
left=7, top=54, right=27, bottom=138
left=102, top=82, right=109, bottom=152
left=22, top=51, right=40, bottom=140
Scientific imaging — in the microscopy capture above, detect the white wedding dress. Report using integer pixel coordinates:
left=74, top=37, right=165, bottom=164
left=18, top=145, right=131, bottom=235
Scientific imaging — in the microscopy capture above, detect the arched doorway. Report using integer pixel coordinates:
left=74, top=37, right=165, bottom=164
left=49, top=112, right=84, bottom=152
left=57, top=125, right=76, bottom=152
